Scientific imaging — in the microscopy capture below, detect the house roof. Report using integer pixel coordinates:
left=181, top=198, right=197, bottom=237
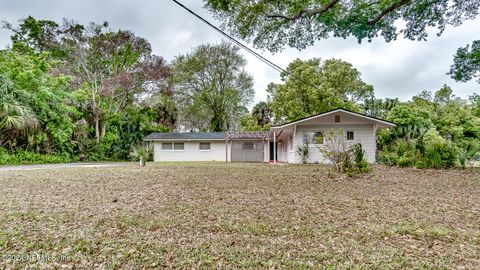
left=226, top=131, right=268, bottom=140
left=270, top=108, right=396, bottom=129
left=144, top=132, right=226, bottom=141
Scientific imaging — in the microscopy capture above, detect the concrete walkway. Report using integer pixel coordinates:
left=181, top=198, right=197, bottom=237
left=0, top=162, right=136, bottom=172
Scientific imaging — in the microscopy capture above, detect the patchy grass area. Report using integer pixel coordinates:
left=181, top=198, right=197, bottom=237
left=0, top=163, right=479, bottom=269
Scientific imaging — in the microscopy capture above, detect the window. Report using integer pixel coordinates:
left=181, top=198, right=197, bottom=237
left=335, top=115, right=341, bottom=123
left=173, top=142, right=184, bottom=150
left=199, top=142, right=211, bottom=150
left=347, top=131, right=354, bottom=141
left=242, top=142, right=255, bottom=150
left=303, top=132, right=324, bottom=144
left=162, top=142, right=184, bottom=150
left=162, top=143, right=172, bottom=150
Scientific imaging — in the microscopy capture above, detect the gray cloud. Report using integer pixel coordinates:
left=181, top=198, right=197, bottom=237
left=1, top=0, right=478, bottom=105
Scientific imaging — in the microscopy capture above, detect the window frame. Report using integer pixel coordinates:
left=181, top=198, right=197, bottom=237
left=346, top=131, right=354, bottom=141
left=161, top=142, right=185, bottom=151
left=161, top=142, right=173, bottom=150
left=173, top=142, right=184, bottom=150
left=199, top=142, right=211, bottom=151
left=303, top=131, right=324, bottom=145
left=335, top=115, right=341, bottom=123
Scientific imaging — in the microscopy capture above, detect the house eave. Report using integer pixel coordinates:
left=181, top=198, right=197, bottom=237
left=270, top=108, right=396, bottom=129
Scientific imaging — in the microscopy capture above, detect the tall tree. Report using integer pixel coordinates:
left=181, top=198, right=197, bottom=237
left=171, top=41, right=254, bottom=131
left=239, top=101, right=272, bottom=131
left=0, top=50, right=75, bottom=153
left=449, top=39, right=480, bottom=83
left=205, top=0, right=480, bottom=52
left=0, top=74, right=38, bottom=149
left=5, top=18, right=171, bottom=144
left=364, top=97, right=399, bottom=118
left=267, top=58, right=373, bottom=123
left=251, top=101, right=272, bottom=127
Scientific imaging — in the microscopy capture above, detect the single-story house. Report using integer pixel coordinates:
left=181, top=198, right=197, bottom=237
left=144, top=108, right=396, bottom=164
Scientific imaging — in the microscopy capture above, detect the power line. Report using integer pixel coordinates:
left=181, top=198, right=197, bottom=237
left=171, top=0, right=288, bottom=74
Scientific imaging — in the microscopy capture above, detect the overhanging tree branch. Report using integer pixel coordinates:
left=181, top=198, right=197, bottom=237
left=265, top=0, right=340, bottom=21
left=367, top=0, right=411, bottom=25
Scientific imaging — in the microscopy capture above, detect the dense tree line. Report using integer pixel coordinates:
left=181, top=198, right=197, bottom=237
left=1, top=15, right=479, bottom=168
left=0, top=17, right=253, bottom=163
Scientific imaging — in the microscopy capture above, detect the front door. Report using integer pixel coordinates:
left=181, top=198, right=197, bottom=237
left=269, top=142, right=277, bottom=161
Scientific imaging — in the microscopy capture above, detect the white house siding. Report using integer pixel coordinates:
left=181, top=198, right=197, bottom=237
left=264, top=141, right=270, bottom=162
left=292, top=124, right=376, bottom=164
left=153, top=141, right=227, bottom=162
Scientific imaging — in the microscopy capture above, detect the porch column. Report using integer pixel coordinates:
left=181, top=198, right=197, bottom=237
left=273, top=130, right=276, bottom=164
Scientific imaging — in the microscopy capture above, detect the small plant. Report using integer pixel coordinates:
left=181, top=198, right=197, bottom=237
left=129, top=143, right=153, bottom=166
left=318, top=130, right=370, bottom=175
left=318, top=130, right=348, bottom=172
left=296, top=143, right=310, bottom=164
left=458, top=143, right=478, bottom=168
left=350, top=143, right=371, bottom=173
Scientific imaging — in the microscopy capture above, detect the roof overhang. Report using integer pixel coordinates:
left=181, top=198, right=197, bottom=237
left=143, top=138, right=226, bottom=142
left=270, top=108, right=396, bottom=130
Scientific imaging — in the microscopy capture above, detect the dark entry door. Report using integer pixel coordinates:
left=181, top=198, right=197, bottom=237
left=269, top=142, right=277, bottom=161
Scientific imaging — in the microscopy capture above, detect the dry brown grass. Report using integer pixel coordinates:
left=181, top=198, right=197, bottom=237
left=0, top=163, right=479, bottom=269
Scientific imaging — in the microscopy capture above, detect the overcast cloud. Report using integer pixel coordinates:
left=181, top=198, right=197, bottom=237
left=1, top=0, right=479, bottom=106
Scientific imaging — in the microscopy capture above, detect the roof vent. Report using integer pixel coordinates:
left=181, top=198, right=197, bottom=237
left=335, top=115, right=340, bottom=123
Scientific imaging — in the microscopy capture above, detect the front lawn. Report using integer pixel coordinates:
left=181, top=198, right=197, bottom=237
left=0, top=163, right=479, bottom=269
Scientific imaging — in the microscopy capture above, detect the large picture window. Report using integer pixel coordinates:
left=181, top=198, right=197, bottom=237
left=303, top=132, right=324, bottom=144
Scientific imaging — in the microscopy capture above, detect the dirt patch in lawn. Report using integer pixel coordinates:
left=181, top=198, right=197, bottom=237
left=0, top=163, right=479, bottom=269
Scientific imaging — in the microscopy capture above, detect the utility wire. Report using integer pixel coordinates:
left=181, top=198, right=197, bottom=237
left=171, top=0, right=376, bottom=117
left=171, top=0, right=288, bottom=75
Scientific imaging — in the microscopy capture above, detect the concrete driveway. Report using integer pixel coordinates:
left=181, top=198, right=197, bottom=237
left=0, top=162, right=136, bottom=172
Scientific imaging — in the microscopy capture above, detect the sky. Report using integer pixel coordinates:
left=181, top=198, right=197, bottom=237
left=1, top=0, right=479, bottom=106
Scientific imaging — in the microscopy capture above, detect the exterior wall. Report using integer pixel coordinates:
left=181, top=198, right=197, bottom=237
left=276, top=136, right=295, bottom=163
left=292, top=124, right=377, bottom=164
left=153, top=141, right=227, bottom=162
left=230, top=140, right=265, bottom=162
left=264, top=141, right=270, bottom=162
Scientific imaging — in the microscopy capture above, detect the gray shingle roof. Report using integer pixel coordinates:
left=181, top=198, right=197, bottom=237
left=144, top=132, right=226, bottom=140
left=226, top=131, right=268, bottom=140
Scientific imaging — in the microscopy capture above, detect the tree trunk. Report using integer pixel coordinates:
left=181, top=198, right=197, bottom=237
left=101, top=121, right=107, bottom=139
left=95, top=114, right=100, bottom=144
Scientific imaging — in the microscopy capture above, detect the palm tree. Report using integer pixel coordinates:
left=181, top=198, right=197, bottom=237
left=0, top=75, right=38, bottom=148
left=251, top=101, right=272, bottom=127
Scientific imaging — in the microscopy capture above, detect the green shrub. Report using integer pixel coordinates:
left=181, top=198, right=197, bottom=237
left=334, top=143, right=371, bottom=176
left=349, top=143, right=371, bottom=173
left=129, top=144, right=153, bottom=162
left=0, top=149, right=76, bottom=165
left=424, top=142, right=457, bottom=169
left=296, top=143, right=310, bottom=164
left=398, top=155, right=415, bottom=167
left=414, top=159, right=428, bottom=169
left=379, top=151, right=399, bottom=166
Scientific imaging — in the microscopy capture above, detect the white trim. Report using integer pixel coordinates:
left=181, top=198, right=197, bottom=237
left=271, top=109, right=396, bottom=129
left=346, top=131, right=355, bottom=141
